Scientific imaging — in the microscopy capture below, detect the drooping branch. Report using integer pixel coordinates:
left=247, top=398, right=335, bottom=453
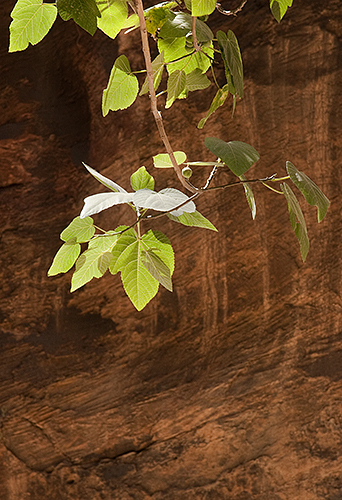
left=216, top=0, right=247, bottom=16
left=134, top=0, right=197, bottom=194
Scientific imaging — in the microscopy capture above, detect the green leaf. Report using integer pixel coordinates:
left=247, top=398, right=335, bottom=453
left=60, top=216, right=95, bottom=243
left=48, top=240, right=81, bottom=276
left=139, top=51, right=165, bottom=96
left=191, top=0, right=216, bottom=17
left=57, top=0, right=100, bottom=35
left=141, top=230, right=175, bottom=292
left=166, top=69, right=186, bottom=108
left=71, top=232, right=118, bottom=291
left=198, top=84, right=229, bottom=129
left=286, top=162, right=330, bottom=223
left=270, top=0, right=293, bottom=22
left=133, top=188, right=196, bottom=216
left=281, top=182, right=309, bottom=262
left=130, top=167, right=155, bottom=191
left=217, top=30, right=243, bottom=98
left=141, top=249, right=173, bottom=291
left=153, top=151, right=187, bottom=168
left=141, top=230, right=175, bottom=273
left=239, top=175, right=256, bottom=220
left=102, top=55, right=139, bottom=115
left=96, top=0, right=128, bottom=39
left=158, top=37, right=213, bottom=75
left=185, top=68, right=211, bottom=91
left=110, top=227, right=137, bottom=274
left=204, top=138, right=260, bottom=176
left=145, top=2, right=176, bottom=35
left=167, top=210, right=217, bottom=231
left=158, top=13, right=213, bottom=42
left=109, top=229, right=159, bottom=310
left=9, top=0, right=57, bottom=52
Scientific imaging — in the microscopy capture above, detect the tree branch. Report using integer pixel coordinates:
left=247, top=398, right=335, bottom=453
left=192, top=16, right=201, bottom=52
left=134, top=0, right=197, bottom=194
left=216, top=0, right=247, bottom=16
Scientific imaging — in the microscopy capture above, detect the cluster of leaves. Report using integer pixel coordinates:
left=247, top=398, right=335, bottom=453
left=48, top=140, right=329, bottom=309
left=48, top=164, right=216, bottom=310
left=9, top=0, right=330, bottom=310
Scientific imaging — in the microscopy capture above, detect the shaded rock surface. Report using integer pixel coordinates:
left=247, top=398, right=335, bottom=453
left=1, top=0, right=342, bottom=498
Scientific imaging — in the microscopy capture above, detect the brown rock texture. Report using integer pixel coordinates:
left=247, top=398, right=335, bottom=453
left=1, top=0, right=342, bottom=498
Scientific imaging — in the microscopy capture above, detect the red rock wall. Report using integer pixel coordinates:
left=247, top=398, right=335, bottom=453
left=1, top=0, right=342, bottom=498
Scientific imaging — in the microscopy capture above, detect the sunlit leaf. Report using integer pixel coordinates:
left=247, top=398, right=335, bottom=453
left=191, top=0, right=216, bottom=17
left=153, top=151, right=187, bottom=168
left=96, top=0, right=128, bottom=39
left=71, top=232, right=118, bottom=291
left=109, top=227, right=137, bottom=274
left=9, top=0, right=57, bottom=52
left=133, top=188, right=196, bottom=216
left=158, top=36, right=213, bottom=75
left=145, top=2, right=176, bottom=35
left=281, top=182, right=309, bottom=262
left=131, top=167, right=155, bottom=191
left=286, top=162, right=330, bottom=223
left=198, top=84, right=229, bottom=129
left=109, top=229, right=159, bottom=310
left=57, top=0, right=100, bottom=35
left=61, top=216, right=95, bottom=242
left=167, top=210, right=217, bottom=230
left=204, top=138, right=260, bottom=176
left=270, top=0, right=293, bottom=22
left=102, top=55, right=139, bottom=115
left=166, top=69, right=186, bottom=108
left=48, top=239, right=81, bottom=276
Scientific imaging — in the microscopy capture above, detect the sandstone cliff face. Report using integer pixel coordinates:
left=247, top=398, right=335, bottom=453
left=1, top=0, right=342, bottom=498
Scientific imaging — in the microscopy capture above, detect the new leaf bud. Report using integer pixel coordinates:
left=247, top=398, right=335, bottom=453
left=182, top=166, right=193, bottom=179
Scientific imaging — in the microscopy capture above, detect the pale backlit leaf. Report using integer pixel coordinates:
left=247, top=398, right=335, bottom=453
left=80, top=192, right=134, bottom=219
left=82, top=162, right=127, bottom=193
left=133, top=188, right=196, bottom=215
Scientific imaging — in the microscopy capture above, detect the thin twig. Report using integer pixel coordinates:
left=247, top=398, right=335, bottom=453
left=202, top=174, right=277, bottom=191
left=203, top=165, right=218, bottom=189
left=216, top=0, right=247, bottom=16
left=134, top=0, right=197, bottom=194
